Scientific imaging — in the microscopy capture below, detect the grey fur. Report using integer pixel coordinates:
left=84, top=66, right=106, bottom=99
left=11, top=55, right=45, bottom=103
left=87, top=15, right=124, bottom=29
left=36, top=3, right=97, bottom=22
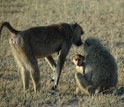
left=75, top=37, right=118, bottom=95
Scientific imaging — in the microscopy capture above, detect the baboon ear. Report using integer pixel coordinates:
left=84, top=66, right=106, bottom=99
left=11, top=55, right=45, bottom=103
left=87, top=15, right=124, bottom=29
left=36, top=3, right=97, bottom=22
left=71, top=23, right=78, bottom=30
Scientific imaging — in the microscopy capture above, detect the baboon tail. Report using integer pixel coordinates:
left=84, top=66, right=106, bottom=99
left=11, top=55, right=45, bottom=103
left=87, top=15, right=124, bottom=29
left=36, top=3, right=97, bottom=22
left=0, top=22, right=19, bottom=35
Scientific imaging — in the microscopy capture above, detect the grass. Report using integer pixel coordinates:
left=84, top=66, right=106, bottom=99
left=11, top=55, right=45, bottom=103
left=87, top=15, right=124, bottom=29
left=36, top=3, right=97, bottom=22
left=0, top=0, right=124, bottom=106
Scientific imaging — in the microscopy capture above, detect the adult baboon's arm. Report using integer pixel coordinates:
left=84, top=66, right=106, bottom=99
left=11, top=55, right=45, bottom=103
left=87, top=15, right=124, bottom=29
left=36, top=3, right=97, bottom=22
left=52, top=41, right=71, bottom=90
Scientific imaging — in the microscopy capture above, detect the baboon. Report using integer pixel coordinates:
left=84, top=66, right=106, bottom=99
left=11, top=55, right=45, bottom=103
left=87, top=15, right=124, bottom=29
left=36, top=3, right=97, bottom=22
left=70, top=54, right=85, bottom=74
left=0, top=22, right=84, bottom=92
left=70, top=54, right=85, bottom=94
left=73, top=37, right=118, bottom=95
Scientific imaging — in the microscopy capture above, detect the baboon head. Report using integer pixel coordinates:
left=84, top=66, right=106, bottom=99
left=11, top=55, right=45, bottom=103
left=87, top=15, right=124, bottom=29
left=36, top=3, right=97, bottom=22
left=70, top=54, right=85, bottom=66
left=84, top=37, right=102, bottom=54
left=70, top=23, right=84, bottom=46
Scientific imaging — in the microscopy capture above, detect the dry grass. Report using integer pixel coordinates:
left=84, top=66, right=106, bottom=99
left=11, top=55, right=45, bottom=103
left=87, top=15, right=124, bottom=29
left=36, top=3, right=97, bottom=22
left=0, top=0, right=124, bottom=106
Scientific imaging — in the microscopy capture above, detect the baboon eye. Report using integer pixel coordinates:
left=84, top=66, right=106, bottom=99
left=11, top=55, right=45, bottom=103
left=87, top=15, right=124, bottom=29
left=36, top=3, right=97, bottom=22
left=76, top=59, right=80, bottom=61
left=85, top=40, right=90, bottom=47
left=75, top=59, right=78, bottom=61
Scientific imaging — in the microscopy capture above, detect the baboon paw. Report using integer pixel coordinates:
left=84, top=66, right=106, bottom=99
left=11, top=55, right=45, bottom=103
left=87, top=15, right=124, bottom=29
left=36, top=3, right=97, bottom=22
left=113, top=86, right=124, bottom=96
left=87, top=86, right=95, bottom=95
left=51, top=85, right=57, bottom=90
left=48, top=86, right=57, bottom=95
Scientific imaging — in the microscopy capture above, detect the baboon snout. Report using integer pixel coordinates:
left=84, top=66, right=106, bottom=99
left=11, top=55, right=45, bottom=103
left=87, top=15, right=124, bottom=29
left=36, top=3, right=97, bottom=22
left=75, top=40, right=83, bottom=46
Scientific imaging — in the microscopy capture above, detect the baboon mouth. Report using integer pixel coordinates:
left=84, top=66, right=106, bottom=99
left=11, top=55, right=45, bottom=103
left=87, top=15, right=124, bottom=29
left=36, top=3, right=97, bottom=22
left=75, top=41, right=83, bottom=46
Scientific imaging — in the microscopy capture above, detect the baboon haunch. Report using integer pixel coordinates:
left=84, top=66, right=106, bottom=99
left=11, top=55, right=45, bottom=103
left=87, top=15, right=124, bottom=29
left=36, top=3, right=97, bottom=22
left=0, top=22, right=84, bottom=92
left=73, top=37, right=118, bottom=95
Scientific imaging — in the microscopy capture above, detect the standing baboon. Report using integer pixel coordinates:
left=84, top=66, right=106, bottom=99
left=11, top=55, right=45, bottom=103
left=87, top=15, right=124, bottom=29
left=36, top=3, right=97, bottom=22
left=73, top=37, right=118, bottom=95
left=70, top=54, right=85, bottom=74
left=0, top=22, right=84, bottom=92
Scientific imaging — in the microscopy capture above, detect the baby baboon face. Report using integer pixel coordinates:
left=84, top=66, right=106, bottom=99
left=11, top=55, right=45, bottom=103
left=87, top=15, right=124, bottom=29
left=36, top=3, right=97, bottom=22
left=71, top=23, right=84, bottom=46
left=71, top=54, right=85, bottom=66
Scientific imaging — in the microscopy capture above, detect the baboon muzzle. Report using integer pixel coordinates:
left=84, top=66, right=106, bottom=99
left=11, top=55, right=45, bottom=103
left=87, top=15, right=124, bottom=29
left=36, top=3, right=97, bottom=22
left=75, top=40, right=83, bottom=46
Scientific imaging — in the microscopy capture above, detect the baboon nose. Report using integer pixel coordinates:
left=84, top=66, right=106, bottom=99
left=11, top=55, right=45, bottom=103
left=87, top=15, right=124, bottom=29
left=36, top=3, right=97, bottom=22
left=77, top=41, right=83, bottom=46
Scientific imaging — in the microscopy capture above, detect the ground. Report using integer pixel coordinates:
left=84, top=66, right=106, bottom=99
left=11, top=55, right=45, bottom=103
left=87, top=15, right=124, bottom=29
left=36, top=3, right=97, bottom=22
left=0, top=0, right=124, bottom=107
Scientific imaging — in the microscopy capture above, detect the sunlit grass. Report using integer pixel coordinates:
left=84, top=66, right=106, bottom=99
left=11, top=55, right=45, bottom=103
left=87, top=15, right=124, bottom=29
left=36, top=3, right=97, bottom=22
left=0, top=0, right=124, bottom=106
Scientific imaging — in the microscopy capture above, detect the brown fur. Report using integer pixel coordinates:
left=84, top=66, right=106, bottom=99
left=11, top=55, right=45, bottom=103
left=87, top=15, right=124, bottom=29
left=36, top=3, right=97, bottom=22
left=0, top=22, right=84, bottom=92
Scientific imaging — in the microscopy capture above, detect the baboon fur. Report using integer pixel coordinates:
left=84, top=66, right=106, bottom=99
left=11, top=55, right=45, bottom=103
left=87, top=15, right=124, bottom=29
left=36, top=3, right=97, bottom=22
left=75, top=37, right=118, bottom=95
left=70, top=54, right=85, bottom=74
left=0, top=22, right=84, bottom=92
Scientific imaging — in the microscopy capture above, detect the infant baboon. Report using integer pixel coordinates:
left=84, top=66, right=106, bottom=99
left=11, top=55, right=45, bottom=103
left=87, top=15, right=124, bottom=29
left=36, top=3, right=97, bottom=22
left=72, top=37, right=118, bottom=95
left=0, top=22, right=84, bottom=92
left=70, top=54, right=85, bottom=74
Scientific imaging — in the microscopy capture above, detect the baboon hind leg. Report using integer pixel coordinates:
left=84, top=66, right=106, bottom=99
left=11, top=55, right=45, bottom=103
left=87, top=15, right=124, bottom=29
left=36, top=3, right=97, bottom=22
left=21, top=67, right=30, bottom=91
left=75, top=72, right=95, bottom=95
left=45, top=56, right=56, bottom=81
left=10, top=44, right=30, bottom=91
left=18, top=54, right=40, bottom=92
left=25, top=53, right=40, bottom=93
left=10, top=39, right=40, bottom=92
left=15, top=57, right=30, bottom=91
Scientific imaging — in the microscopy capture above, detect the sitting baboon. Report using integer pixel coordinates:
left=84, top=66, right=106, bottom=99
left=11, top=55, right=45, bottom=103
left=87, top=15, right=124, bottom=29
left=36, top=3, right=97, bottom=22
left=0, top=22, right=84, bottom=92
left=70, top=54, right=85, bottom=74
left=72, top=37, right=118, bottom=95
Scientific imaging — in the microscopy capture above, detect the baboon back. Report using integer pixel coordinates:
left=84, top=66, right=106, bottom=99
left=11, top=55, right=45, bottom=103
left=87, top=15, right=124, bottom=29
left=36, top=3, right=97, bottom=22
left=84, top=38, right=117, bottom=90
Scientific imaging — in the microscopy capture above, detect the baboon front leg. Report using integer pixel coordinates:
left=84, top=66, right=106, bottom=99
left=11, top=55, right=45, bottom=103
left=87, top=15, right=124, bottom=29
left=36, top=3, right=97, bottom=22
left=52, top=42, right=70, bottom=90
left=75, top=72, right=95, bottom=95
left=45, top=56, right=56, bottom=81
left=52, top=55, right=65, bottom=90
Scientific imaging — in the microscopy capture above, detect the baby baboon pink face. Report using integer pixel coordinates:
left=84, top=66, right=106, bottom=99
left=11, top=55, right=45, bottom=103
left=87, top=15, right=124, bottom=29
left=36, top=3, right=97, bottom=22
left=71, top=54, right=85, bottom=66
left=72, top=58, right=78, bottom=66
